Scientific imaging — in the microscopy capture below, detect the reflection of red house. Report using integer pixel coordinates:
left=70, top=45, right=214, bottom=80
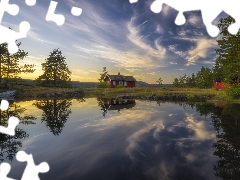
left=104, top=73, right=136, bottom=88
left=214, top=78, right=225, bottom=90
left=104, top=99, right=136, bottom=111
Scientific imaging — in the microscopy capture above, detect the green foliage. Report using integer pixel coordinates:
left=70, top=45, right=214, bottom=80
left=116, top=84, right=124, bottom=88
left=225, top=83, right=240, bottom=99
left=96, top=82, right=110, bottom=88
left=36, top=49, right=71, bottom=88
left=0, top=42, right=35, bottom=88
left=76, top=88, right=85, bottom=95
left=215, top=16, right=240, bottom=83
left=195, top=67, right=214, bottom=88
left=98, top=67, right=108, bottom=82
left=172, top=67, right=214, bottom=88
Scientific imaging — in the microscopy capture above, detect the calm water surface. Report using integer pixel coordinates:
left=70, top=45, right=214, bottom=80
left=1, top=98, right=239, bottom=180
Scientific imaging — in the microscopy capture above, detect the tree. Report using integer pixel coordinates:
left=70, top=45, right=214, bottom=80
left=172, top=78, right=180, bottom=87
left=36, top=49, right=71, bottom=87
left=156, top=77, right=163, bottom=86
left=98, top=67, right=108, bottom=82
left=215, top=16, right=240, bottom=83
left=0, top=42, right=35, bottom=88
left=195, top=67, right=214, bottom=88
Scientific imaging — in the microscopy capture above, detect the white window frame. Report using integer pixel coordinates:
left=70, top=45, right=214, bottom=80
left=124, top=81, right=127, bottom=86
left=113, top=81, right=116, bottom=86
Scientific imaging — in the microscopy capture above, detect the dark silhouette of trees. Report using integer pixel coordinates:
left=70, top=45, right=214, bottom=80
left=34, top=99, right=72, bottom=135
left=98, top=67, right=108, bottom=82
left=0, top=102, right=36, bottom=161
left=36, top=49, right=71, bottom=87
left=192, top=102, right=240, bottom=179
left=0, top=42, right=35, bottom=88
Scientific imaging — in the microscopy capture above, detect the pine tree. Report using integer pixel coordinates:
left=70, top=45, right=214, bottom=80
left=98, top=67, right=108, bottom=82
left=0, top=42, right=35, bottom=88
left=215, top=16, right=240, bottom=83
left=37, top=49, right=71, bottom=87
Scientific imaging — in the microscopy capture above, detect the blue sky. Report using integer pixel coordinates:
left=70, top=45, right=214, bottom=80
left=3, top=0, right=227, bottom=83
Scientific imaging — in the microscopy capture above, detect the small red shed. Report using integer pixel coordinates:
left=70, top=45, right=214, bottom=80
left=104, top=73, right=136, bottom=88
left=214, top=78, right=225, bottom=90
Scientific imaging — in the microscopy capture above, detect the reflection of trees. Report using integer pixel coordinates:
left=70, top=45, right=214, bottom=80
left=97, top=98, right=108, bottom=117
left=0, top=102, right=36, bottom=161
left=34, top=99, right=72, bottom=136
left=194, top=103, right=240, bottom=179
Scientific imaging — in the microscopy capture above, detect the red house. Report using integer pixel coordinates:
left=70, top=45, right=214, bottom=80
left=104, top=73, right=136, bottom=88
left=214, top=78, right=225, bottom=90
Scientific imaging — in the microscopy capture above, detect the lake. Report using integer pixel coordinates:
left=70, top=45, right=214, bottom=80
left=1, top=98, right=239, bottom=180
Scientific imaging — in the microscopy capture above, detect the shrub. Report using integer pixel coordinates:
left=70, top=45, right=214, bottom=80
left=76, top=88, right=85, bottom=95
left=96, top=82, right=110, bottom=88
left=225, top=83, right=240, bottom=99
left=116, top=84, right=124, bottom=88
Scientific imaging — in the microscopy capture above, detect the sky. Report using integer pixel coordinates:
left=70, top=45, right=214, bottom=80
left=3, top=0, right=228, bottom=83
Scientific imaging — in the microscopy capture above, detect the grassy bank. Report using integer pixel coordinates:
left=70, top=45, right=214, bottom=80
left=12, top=85, right=240, bottom=102
left=84, top=87, right=234, bottom=102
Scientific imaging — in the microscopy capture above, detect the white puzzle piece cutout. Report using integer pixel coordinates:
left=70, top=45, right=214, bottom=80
left=0, top=0, right=31, bottom=54
left=0, top=163, right=16, bottom=180
left=0, top=99, right=9, bottom=111
left=71, top=6, right=82, bottom=16
left=0, top=99, right=19, bottom=136
left=0, top=21, right=30, bottom=54
left=0, top=0, right=19, bottom=22
left=25, top=0, right=37, bottom=6
left=0, top=116, right=19, bottom=136
left=16, top=151, right=50, bottom=180
left=46, top=1, right=65, bottom=26
left=130, top=0, right=240, bottom=37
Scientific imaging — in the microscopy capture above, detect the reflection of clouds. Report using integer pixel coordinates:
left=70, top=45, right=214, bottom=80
left=185, top=113, right=216, bottom=140
left=13, top=100, right=219, bottom=179
left=126, top=120, right=165, bottom=160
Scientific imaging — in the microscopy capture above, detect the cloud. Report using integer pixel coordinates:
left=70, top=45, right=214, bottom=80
left=127, top=17, right=166, bottom=58
left=168, top=45, right=186, bottom=58
left=185, top=39, right=217, bottom=66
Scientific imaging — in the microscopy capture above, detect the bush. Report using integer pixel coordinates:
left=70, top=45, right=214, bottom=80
left=116, top=84, right=124, bottom=88
left=96, top=82, right=110, bottom=88
left=76, top=88, right=85, bottom=95
left=225, top=83, right=240, bottom=98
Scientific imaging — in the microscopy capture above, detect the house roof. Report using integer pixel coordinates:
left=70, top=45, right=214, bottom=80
left=105, top=74, right=136, bottom=81
left=214, top=78, right=223, bottom=82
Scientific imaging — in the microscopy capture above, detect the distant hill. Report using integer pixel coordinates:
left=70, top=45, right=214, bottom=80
left=72, top=81, right=98, bottom=88
left=11, top=79, right=172, bottom=88
left=136, top=81, right=172, bottom=87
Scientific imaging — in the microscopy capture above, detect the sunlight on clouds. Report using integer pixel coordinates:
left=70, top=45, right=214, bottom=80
left=185, top=39, right=217, bottom=66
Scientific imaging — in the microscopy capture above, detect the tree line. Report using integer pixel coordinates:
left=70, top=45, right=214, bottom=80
left=0, top=42, right=71, bottom=89
left=173, top=16, right=240, bottom=90
left=172, top=67, right=214, bottom=88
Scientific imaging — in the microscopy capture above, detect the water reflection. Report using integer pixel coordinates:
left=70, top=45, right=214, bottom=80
left=186, top=102, right=240, bottom=179
left=97, top=98, right=136, bottom=116
left=4, top=99, right=240, bottom=180
left=0, top=101, right=36, bottom=161
left=34, top=99, right=72, bottom=136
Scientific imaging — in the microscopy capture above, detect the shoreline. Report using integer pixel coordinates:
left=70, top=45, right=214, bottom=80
left=10, top=85, right=240, bottom=103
